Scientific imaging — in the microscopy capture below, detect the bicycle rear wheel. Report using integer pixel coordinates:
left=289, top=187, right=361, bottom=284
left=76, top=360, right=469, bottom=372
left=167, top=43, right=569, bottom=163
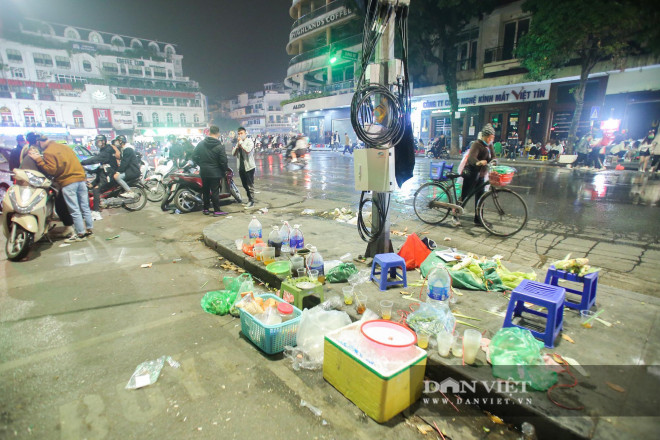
left=477, top=188, right=528, bottom=236
left=413, top=182, right=452, bottom=225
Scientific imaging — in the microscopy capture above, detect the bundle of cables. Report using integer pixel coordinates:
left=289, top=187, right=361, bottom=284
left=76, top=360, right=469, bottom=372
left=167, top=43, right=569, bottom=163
left=352, top=0, right=411, bottom=243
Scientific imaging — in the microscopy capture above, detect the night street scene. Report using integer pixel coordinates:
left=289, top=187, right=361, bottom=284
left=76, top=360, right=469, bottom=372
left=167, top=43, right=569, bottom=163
left=1, top=0, right=659, bottom=439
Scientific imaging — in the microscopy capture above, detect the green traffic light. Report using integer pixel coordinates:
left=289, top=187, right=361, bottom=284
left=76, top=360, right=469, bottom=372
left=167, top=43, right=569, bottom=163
left=329, top=55, right=338, bottom=64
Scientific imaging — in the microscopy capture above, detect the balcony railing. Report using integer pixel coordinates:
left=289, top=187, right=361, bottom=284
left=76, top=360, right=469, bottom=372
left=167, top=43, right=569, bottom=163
left=484, top=46, right=516, bottom=64
left=291, top=0, right=348, bottom=30
left=289, top=34, right=362, bottom=67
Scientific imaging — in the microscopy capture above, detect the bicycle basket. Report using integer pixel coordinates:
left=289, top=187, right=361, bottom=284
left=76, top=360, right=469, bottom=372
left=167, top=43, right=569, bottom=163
left=489, top=166, right=516, bottom=187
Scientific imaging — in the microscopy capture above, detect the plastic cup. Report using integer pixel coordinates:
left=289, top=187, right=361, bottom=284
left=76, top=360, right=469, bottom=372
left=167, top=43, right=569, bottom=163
left=462, top=329, right=482, bottom=364
left=417, top=331, right=430, bottom=349
left=581, top=310, right=596, bottom=329
left=356, top=294, right=367, bottom=314
left=348, top=273, right=360, bottom=287
left=308, top=269, right=319, bottom=282
left=262, top=247, right=276, bottom=265
left=380, top=300, right=393, bottom=320
left=235, top=238, right=243, bottom=250
left=436, top=330, right=454, bottom=357
left=297, top=268, right=306, bottom=278
left=452, top=338, right=463, bottom=358
left=342, top=286, right=354, bottom=305
left=254, top=243, right=267, bottom=261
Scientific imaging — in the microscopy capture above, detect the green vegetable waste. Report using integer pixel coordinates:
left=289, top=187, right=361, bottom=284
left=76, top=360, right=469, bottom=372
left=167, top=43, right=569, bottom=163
left=326, top=263, right=358, bottom=283
left=420, top=252, right=536, bottom=291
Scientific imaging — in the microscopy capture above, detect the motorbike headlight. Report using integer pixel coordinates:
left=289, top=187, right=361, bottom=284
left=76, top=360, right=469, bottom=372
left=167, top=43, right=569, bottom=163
left=9, top=190, right=46, bottom=214
left=25, top=171, right=47, bottom=187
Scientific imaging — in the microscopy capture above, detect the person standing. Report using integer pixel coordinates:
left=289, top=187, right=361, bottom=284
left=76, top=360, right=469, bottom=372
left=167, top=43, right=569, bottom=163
left=8, top=135, right=26, bottom=171
left=342, top=133, right=352, bottom=155
left=460, top=124, right=496, bottom=228
left=27, top=136, right=92, bottom=242
left=232, top=126, right=256, bottom=209
left=193, top=125, right=228, bottom=216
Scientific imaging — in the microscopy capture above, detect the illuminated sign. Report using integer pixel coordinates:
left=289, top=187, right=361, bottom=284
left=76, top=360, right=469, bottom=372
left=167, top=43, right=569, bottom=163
left=290, top=7, right=354, bottom=39
left=420, top=84, right=551, bottom=110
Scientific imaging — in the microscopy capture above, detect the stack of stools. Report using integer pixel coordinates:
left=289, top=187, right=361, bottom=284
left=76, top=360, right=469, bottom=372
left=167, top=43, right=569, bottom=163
left=280, top=276, right=324, bottom=310
left=370, top=253, right=407, bottom=291
left=503, top=279, right=566, bottom=348
left=544, top=265, right=598, bottom=311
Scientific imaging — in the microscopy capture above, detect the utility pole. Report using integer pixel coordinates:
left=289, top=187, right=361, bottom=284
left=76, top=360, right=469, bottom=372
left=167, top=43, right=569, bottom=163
left=364, top=14, right=396, bottom=258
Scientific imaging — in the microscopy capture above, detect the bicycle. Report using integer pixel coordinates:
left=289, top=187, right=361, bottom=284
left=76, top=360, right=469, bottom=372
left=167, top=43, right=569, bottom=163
left=413, top=163, right=528, bottom=237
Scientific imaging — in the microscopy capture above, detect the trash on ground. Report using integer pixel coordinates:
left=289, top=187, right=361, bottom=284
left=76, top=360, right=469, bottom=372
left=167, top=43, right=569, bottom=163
left=605, top=381, right=626, bottom=393
left=443, top=237, right=451, bottom=241
left=58, top=243, right=71, bottom=247
left=561, top=334, right=575, bottom=344
left=258, top=208, right=268, bottom=214
left=125, top=356, right=180, bottom=389
left=201, top=290, right=237, bottom=316
left=106, top=235, right=120, bottom=240
left=300, top=399, right=322, bottom=417
left=141, top=263, right=153, bottom=268
left=172, top=258, right=182, bottom=263
left=301, top=209, right=315, bottom=215
left=326, top=263, right=358, bottom=283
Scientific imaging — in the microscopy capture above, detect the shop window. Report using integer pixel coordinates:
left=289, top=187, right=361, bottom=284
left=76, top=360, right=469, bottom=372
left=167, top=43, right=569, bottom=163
left=166, top=113, right=173, bottom=125
left=180, top=113, right=186, bottom=125
left=1, top=107, right=14, bottom=124
left=45, top=109, right=56, bottom=124
left=193, top=114, right=200, bottom=124
left=73, top=110, right=84, bottom=127
left=24, top=108, right=36, bottom=125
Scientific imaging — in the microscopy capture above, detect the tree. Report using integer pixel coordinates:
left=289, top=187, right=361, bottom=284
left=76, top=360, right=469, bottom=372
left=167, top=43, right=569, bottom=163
left=516, top=0, right=656, bottom=152
left=408, top=0, right=496, bottom=154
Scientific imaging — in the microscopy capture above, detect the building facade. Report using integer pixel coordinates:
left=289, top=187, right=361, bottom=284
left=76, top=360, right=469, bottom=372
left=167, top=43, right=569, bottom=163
left=0, top=18, right=207, bottom=145
left=283, top=0, right=362, bottom=145
left=227, top=83, right=293, bottom=135
left=412, top=0, right=660, bottom=147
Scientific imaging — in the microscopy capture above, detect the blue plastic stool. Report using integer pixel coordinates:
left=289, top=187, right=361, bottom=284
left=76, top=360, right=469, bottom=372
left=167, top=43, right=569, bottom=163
left=503, top=280, right=566, bottom=348
left=430, top=161, right=454, bottom=180
left=370, top=253, right=407, bottom=291
left=544, top=265, right=598, bottom=311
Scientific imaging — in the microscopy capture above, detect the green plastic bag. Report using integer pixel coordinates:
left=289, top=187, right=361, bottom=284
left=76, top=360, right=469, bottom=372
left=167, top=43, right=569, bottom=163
left=326, top=263, right=358, bottom=283
left=201, top=290, right=237, bottom=316
left=490, top=327, right=557, bottom=391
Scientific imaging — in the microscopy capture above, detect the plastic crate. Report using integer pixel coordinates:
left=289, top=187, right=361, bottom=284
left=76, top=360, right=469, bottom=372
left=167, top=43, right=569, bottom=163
left=239, top=293, right=302, bottom=355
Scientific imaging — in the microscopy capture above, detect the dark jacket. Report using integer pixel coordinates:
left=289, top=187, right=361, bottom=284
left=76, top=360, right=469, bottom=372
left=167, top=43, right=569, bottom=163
left=80, top=145, right=119, bottom=170
left=9, top=143, right=24, bottom=171
left=117, top=146, right=141, bottom=181
left=192, top=136, right=227, bottom=179
left=464, top=139, right=495, bottom=179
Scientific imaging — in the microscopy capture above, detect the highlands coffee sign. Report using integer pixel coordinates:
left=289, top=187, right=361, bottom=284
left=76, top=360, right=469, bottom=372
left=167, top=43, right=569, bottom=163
left=290, top=7, right=354, bottom=39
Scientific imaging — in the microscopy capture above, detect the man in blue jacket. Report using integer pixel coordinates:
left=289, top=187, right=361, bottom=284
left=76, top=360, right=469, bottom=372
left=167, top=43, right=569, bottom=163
left=193, top=125, right=228, bottom=216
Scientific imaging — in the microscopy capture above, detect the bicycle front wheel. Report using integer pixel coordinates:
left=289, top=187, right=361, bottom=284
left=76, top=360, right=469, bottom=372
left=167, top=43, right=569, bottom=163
left=477, top=188, right=528, bottom=236
left=413, top=182, right=452, bottom=225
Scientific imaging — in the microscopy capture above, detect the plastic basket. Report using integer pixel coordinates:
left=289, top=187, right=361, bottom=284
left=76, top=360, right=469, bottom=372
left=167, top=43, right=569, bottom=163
left=239, top=293, right=302, bottom=355
left=489, top=171, right=514, bottom=186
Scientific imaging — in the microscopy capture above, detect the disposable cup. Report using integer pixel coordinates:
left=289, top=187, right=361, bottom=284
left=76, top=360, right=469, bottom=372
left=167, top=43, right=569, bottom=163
left=356, top=294, right=367, bottom=315
left=262, top=247, right=276, bottom=265
left=580, top=310, right=596, bottom=329
left=436, top=330, right=454, bottom=357
left=235, top=238, right=243, bottom=250
left=254, top=243, right=267, bottom=261
left=342, top=286, right=354, bottom=305
left=452, top=338, right=463, bottom=358
left=380, top=300, right=393, bottom=320
left=348, top=273, right=360, bottom=287
left=308, top=269, right=319, bottom=282
left=296, top=268, right=307, bottom=278
left=462, top=329, right=482, bottom=364
left=417, top=331, right=430, bottom=349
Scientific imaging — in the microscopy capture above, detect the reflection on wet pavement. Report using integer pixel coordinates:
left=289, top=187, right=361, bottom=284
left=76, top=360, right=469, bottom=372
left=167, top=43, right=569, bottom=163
left=239, top=152, right=660, bottom=237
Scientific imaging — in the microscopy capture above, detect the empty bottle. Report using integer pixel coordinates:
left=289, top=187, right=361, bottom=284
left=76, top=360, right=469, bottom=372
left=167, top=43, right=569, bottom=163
left=289, top=224, right=304, bottom=251
left=248, top=216, right=262, bottom=244
left=305, top=245, right=325, bottom=283
left=267, top=225, right=282, bottom=257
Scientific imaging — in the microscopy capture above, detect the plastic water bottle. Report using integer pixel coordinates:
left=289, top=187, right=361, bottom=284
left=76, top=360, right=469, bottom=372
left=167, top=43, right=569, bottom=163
left=267, top=225, right=282, bottom=257
left=280, top=221, right=291, bottom=248
left=289, top=224, right=304, bottom=251
left=426, top=266, right=455, bottom=333
left=305, top=245, right=325, bottom=283
left=520, top=422, right=537, bottom=440
left=248, top=216, right=262, bottom=244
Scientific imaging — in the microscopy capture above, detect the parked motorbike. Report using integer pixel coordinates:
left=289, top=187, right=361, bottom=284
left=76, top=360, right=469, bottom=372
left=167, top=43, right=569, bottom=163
left=2, top=169, right=55, bottom=261
left=88, top=178, right=148, bottom=212
left=144, top=158, right=176, bottom=202
left=160, top=162, right=242, bottom=213
left=426, top=142, right=450, bottom=159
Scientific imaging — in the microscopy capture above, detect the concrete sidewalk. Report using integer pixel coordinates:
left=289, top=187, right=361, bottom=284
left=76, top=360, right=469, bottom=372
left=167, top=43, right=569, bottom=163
left=202, top=186, right=660, bottom=439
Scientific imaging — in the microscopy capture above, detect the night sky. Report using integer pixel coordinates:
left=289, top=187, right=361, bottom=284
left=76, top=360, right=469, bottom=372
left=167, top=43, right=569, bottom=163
left=0, top=0, right=293, bottom=101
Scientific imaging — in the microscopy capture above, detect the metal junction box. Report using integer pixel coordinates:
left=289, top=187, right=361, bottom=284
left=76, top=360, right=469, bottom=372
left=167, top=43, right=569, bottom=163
left=354, top=148, right=396, bottom=192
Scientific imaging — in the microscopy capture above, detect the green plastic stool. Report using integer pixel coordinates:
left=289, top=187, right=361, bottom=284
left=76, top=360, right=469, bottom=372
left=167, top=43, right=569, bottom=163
left=280, top=277, right=324, bottom=310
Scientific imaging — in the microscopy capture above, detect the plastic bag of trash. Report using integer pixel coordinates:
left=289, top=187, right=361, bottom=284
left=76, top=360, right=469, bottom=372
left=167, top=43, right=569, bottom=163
left=406, top=301, right=456, bottom=335
left=200, top=290, right=236, bottom=316
left=126, top=355, right=180, bottom=389
left=283, top=305, right=351, bottom=370
left=489, top=327, right=558, bottom=391
left=326, top=263, right=359, bottom=283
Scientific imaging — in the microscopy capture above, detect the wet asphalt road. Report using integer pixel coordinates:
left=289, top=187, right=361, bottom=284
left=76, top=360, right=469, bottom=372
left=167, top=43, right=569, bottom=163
left=245, top=150, right=660, bottom=241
